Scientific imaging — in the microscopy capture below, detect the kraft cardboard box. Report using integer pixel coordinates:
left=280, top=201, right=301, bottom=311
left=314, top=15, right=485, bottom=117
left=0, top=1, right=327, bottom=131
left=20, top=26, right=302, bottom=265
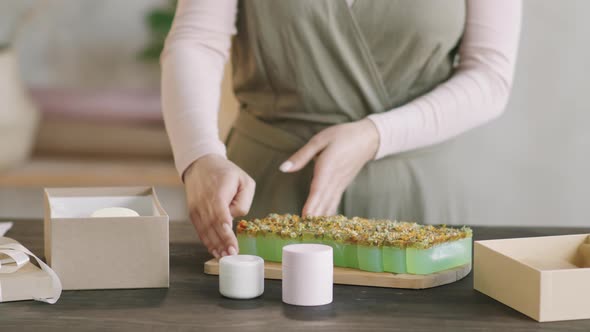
left=474, top=234, right=590, bottom=322
left=44, top=186, right=169, bottom=290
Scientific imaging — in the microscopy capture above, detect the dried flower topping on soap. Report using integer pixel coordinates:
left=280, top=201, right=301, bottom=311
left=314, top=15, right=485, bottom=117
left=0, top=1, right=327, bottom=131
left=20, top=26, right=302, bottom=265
left=236, top=214, right=472, bottom=249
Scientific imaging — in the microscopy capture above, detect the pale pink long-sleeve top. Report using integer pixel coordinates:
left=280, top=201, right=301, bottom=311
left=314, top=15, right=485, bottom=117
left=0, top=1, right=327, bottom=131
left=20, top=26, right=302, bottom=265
left=161, top=0, right=522, bottom=177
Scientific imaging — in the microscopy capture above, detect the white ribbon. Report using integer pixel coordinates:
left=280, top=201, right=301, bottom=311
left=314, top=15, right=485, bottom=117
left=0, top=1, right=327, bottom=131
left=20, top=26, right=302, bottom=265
left=0, top=242, right=62, bottom=304
left=0, top=248, right=30, bottom=273
left=0, top=222, right=13, bottom=237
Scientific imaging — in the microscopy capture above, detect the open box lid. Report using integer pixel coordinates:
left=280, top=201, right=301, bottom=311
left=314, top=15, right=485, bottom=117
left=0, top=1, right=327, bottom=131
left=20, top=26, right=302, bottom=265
left=45, top=186, right=167, bottom=219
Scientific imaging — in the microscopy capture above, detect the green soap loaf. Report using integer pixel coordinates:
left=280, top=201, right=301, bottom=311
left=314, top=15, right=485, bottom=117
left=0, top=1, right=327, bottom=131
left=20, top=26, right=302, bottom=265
left=382, top=246, right=407, bottom=274
left=299, top=237, right=348, bottom=267
left=237, top=234, right=257, bottom=255
left=235, top=215, right=472, bottom=275
left=252, top=234, right=300, bottom=262
left=255, top=234, right=282, bottom=262
left=406, top=237, right=472, bottom=275
left=301, top=233, right=324, bottom=244
left=238, top=234, right=471, bottom=275
left=357, top=245, right=384, bottom=272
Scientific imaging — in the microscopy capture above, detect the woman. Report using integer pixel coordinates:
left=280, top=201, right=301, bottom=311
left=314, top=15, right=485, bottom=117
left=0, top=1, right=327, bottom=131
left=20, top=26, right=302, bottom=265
left=161, top=0, right=521, bottom=258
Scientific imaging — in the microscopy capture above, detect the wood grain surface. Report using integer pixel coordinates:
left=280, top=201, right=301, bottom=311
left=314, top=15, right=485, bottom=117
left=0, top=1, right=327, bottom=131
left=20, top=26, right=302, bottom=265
left=2, top=220, right=590, bottom=331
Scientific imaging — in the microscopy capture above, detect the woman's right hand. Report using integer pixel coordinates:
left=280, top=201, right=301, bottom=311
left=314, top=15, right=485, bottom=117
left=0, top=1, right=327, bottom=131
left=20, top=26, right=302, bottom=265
left=183, top=154, right=256, bottom=259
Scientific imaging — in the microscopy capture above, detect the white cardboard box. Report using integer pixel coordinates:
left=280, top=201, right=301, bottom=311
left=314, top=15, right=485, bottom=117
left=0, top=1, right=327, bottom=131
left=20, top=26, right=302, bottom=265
left=44, top=186, right=169, bottom=290
left=474, top=234, right=590, bottom=322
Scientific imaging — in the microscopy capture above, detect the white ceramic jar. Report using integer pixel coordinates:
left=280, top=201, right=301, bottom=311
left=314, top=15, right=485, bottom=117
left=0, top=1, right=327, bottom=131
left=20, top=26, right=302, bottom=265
left=219, top=255, right=264, bottom=299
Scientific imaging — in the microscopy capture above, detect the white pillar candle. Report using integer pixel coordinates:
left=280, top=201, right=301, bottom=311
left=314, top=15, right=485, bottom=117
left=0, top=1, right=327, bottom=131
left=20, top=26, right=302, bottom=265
left=219, top=255, right=264, bottom=299
left=282, top=244, right=333, bottom=306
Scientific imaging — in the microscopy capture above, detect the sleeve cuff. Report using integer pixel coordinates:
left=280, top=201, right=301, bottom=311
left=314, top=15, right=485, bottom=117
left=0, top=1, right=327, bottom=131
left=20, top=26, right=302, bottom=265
left=366, top=109, right=410, bottom=160
left=175, top=140, right=227, bottom=182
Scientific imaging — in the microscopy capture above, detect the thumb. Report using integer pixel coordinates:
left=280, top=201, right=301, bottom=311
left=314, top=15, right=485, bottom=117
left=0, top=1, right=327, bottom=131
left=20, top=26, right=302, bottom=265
left=229, top=175, right=255, bottom=217
left=279, top=135, right=329, bottom=173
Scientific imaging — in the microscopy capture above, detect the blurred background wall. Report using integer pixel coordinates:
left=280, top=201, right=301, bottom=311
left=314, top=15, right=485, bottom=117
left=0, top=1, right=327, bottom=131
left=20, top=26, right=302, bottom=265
left=447, top=0, right=590, bottom=226
left=0, top=0, right=588, bottom=226
left=7, top=0, right=160, bottom=88
left=11, top=0, right=239, bottom=139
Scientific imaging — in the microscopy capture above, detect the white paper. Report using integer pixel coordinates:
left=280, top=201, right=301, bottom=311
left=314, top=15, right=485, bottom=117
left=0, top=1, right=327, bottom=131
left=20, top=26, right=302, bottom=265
left=0, top=222, right=13, bottom=237
left=0, top=241, right=62, bottom=304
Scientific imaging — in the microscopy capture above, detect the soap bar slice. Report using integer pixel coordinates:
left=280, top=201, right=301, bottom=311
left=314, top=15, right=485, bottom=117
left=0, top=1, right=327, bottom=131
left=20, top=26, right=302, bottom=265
left=343, top=244, right=359, bottom=269
left=382, top=246, right=407, bottom=274
left=357, top=245, right=384, bottom=272
left=406, top=237, right=472, bottom=275
left=325, top=242, right=346, bottom=267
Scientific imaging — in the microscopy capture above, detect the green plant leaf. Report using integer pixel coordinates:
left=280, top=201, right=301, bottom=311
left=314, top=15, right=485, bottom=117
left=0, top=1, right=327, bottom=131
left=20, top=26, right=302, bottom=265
left=140, top=41, right=165, bottom=60
left=140, top=0, right=177, bottom=62
left=146, top=10, right=174, bottom=37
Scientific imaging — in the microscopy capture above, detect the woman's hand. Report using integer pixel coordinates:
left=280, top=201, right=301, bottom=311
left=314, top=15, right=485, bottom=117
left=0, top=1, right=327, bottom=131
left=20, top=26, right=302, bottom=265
left=184, top=154, right=256, bottom=258
left=280, top=118, right=380, bottom=216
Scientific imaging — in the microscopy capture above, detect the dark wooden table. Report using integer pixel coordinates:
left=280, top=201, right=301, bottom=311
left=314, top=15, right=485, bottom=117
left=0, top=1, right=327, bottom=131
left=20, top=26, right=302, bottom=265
left=1, top=220, right=590, bottom=331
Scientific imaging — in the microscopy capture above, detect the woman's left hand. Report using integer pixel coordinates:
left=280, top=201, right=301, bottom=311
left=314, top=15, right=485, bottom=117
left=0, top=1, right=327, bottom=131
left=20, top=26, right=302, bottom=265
left=279, top=118, right=380, bottom=216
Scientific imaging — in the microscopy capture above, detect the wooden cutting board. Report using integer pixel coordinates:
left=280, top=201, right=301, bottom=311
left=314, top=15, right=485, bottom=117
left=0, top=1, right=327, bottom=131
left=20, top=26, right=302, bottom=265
left=204, top=259, right=471, bottom=289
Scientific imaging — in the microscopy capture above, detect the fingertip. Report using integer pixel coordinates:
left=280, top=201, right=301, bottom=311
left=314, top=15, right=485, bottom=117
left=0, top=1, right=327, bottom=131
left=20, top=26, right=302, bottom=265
left=211, top=249, right=220, bottom=259
left=228, top=246, right=238, bottom=255
left=279, top=160, right=294, bottom=173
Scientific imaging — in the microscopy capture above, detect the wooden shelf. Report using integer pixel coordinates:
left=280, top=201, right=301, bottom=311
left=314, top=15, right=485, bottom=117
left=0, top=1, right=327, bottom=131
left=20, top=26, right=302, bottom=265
left=0, top=157, right=182, bottom=187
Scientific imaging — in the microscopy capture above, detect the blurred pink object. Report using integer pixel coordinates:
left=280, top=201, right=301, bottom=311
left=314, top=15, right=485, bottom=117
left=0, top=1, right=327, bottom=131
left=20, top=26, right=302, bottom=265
left=29, top=87, right=163, bottom=125
left=0, top=47, right=39, bottom=170
left=282, top=244, right=333, bottom=306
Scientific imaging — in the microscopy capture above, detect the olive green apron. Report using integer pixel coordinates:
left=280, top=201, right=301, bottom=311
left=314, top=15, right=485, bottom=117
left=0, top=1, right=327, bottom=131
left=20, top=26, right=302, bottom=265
left=226, top=0, right=467, bottom=224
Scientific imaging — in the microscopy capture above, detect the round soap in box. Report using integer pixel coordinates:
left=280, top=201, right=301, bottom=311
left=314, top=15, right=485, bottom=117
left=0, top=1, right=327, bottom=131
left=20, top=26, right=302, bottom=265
left=90, top=207, right=140, bottom=218
left=219, top=255, right=264, bottom=299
